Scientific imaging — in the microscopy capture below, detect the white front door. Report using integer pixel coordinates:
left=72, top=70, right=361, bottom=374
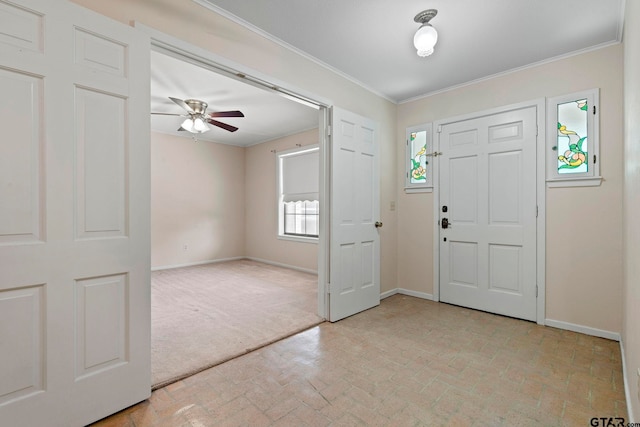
left=329, top=107, right=380, bottom=321
left=438, top=106, right=537, bottom=321
left=0, top=1, right=151, bottom=426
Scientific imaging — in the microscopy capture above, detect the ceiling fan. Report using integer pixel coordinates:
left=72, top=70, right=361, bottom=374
left=151, top=97, right=244, bottom=133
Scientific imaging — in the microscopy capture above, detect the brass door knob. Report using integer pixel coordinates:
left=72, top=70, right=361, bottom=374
left=375, top=221, right=383, bottom=228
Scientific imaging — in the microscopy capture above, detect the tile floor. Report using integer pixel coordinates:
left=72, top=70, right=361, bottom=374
left=93, top=295, right=627, bottom=426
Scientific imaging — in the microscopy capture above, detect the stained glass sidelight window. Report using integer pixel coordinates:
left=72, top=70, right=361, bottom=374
left=410, top=131, right=428, bottom=183
left=547, top=89, right=601, bottom=187
left=405, top=123, right=433, bottom=192
left=556, top=99, right=588, bottom=175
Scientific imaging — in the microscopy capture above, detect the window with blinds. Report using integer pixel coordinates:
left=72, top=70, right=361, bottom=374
left=277, top=145, right=319, bottom=240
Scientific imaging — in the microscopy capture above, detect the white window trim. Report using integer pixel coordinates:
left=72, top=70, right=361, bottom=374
left=276, top=144, right=320, bottom=243
left=405, top=122, right=434, bottom=193
left=277, top=234, right=319, bottom=244
left=546, top=88, right=602, bottom=187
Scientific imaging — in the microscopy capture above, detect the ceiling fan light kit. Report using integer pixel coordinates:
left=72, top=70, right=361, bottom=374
left=413, top=9, right=438, bottom=57
left=180, top=117, right=210, bottom=133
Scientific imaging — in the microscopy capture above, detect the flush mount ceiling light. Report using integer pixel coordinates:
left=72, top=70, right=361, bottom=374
left=413, top=9, right=438, bottom=57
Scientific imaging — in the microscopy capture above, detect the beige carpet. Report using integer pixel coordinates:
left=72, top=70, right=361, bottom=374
left=151, top=259, right=324, bottom=389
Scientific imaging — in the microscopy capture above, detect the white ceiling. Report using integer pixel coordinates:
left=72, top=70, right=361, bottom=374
left=197, top=0, right=624, bottom=102
left=150, top=51, right=319, bottom=146
left=152, top=0, right=624, bottom=146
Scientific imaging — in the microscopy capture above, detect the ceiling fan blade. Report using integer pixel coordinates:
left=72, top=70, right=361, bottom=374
left=151, top=112, right=185, bottom=116
left=169, top=97, right=195, bottom=113
left=209, top=110, right=244, bottom=118
left=207, top=119, right=238, bottom=133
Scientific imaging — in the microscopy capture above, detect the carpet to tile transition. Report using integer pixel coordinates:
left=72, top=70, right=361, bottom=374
left=151, top=259, right=324, bottom=389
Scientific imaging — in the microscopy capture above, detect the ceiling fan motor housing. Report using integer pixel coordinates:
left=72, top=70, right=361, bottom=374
left=184, top=99, right=207, bottom=115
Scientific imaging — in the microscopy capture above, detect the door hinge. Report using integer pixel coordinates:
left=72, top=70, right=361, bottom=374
left=326, top=283, right=331, bottom=294
left=593, top=154, right=597, bottom=164
left=536, top=205, right=538, bottom=218
left=536, top=125, right=538, bottom=136
left=437, top=125, right=442, bottom=133
left=327, top=125, right=332, bottom=136
left=536, top=285, right=538, bottom=297
left=593, top=105, right=597, bottom=115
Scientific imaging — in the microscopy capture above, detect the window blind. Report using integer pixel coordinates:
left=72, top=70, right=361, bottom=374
left=282, top=149, right=319, bottom=202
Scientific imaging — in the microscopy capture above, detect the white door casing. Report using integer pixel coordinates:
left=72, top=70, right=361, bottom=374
left=0, top=1, right=151, bottom=426
left=329, top=107, right=380, bottom=321
left=438, top=106, right=538, bottom=321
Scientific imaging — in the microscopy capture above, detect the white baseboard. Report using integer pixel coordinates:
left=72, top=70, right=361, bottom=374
left=380, top=289, right=398, bottom=299
left=245, top=257, right=318, bottom=275
left=380, top=288, right=434, bottom=301
left=152, top=256, right=318, bottom=275
left=399, top=288, right=434, bottom=300
left=544, top=318, right=621, bottom=341
left=620, top=338, right=636, bottom=423
left=151, top=256, right=244, bottom=272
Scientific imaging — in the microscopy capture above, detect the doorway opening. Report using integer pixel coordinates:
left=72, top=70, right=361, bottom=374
left=147, top=40, right=329, bottom=388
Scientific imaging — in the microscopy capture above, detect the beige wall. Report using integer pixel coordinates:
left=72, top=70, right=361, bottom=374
left=71, top=4, right=640, bottom=412
left=397, top=45, right=624, bottom=333
left=151, top=129, right=319, bottom=271
left=245, top=130, right=319, bottom=272
left=71, top=0, right=398, bottom=292
left=623, top=1, right=640, bottom=419
left=73, top=0, right=627, bottom=339
left=151, top=132, right=245, bottom=268
left=66, top=0, right=639, bottom=414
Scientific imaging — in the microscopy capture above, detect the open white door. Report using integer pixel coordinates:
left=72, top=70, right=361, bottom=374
left=329, top=107, right=380, bottom=321
left=438, top=106, right=537, bottom=321
left=0, top=1, right=151, bottom=425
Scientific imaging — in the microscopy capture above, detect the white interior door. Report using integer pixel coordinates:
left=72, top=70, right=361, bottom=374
left=438, top=106, right=537, bottom=321
left=0, top=1, right=151, bottom=426
left=329, top=107, right=380, bottom=321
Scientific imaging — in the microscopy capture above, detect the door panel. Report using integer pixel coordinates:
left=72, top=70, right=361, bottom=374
left=488, top=244, right=522, bottom=293
left=450, top=241, right=478, bottom=287
left=0, top=0, right=150, bottom=425
left=439, top=107, right=537, bottom=321
left=0, top=68, right=43, bottom=243
left=450, top=156, right=478, bottom=223
left=329, top=108, right=380, bottom=321
left=75, top=87, right=127, bottom=238
left=489, top=151, right=522, bottom=224
left=74, top=274, right=128, bottom=380
left=0, top=285, right=44, bottom=405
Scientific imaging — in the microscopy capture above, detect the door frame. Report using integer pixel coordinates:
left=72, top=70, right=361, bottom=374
left=432, top=99, right=547, bottom=325
left=135, top=23, right=333, bottom=319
